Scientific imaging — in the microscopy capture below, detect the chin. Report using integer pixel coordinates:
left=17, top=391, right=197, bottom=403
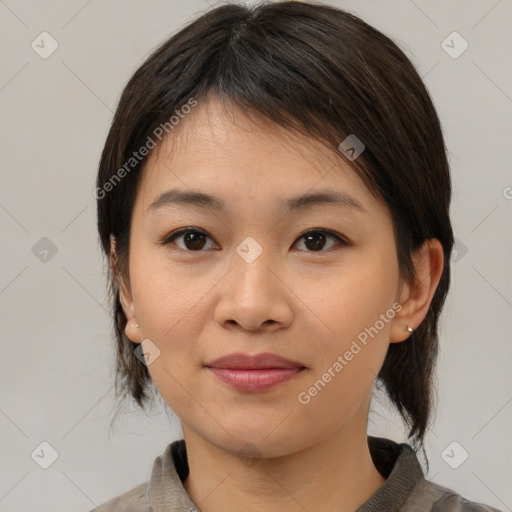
left=211, top=428, right=302, bottom=460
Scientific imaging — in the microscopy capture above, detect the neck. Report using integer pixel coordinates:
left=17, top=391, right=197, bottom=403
left=182, top=425, right=386, bottom=512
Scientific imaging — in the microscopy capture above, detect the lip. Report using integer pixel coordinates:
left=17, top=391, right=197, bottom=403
left=205, top=352, right=305, bottom=370
left=204, top=352, right=306, bottom=392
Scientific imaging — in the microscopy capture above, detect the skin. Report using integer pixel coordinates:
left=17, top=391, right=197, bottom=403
left=114, top=97, right=444, bottom=512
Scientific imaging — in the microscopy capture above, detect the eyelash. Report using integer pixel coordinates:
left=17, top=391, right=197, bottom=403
left=158, top=227, right=349, bottom=253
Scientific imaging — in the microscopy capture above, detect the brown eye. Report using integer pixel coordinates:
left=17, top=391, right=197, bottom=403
left=160, top=227, right=347, bottom=253
left=161, top=228, right=218, bottom=251
left=294, top=229, right=347, bottom=252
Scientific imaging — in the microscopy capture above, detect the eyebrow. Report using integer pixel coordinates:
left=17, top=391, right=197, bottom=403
left=147, top=188, right=368, bottom=214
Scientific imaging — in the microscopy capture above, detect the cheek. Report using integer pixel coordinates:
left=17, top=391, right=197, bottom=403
left=130, top=246, right=205, bottom=331
left=315, top=254, right=398, bottom=342
left=133, top=266, right=207, bottom=412
left=303, top=256, right=398, bottom=397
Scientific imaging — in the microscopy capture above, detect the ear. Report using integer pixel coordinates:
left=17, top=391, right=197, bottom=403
left=390, top=238, right=444, bottom=343
left=110, top=234, right=143, bottom=344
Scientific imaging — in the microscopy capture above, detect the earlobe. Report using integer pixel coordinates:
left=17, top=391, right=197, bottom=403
left=118, top=277, right=143, bottom=343
left=119, top=278, right=143, bottom=343
left=390, top=238, right=444, bottom=343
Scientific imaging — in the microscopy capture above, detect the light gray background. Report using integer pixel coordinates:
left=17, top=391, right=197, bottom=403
left=0, top=0, right=511, bottom=511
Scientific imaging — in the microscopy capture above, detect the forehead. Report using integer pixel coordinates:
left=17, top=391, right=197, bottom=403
left=136, top=98, right=383, bottom=217
left=148, top=99, right=337, bottom=171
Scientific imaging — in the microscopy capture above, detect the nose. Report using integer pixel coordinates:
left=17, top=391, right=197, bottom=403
left=212, top=244, right=293, bottom=333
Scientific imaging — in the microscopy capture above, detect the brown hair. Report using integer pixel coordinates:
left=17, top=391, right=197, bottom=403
left=96, top=1, right=453, bottom=457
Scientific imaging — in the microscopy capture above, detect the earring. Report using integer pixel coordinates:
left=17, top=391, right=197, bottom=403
left=135, top=323, right=140, bottom=328
left=407, top=325, right=413, bottom=333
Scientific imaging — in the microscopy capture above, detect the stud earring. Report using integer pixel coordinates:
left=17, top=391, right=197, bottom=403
left=135, top=323, right=140, bottom=328
left=407, top=325, right=413, bottom=333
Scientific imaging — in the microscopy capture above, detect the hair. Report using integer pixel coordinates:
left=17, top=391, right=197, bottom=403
left=96, top=0, right=454, bottom=460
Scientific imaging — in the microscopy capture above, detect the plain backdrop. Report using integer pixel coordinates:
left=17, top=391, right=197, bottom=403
left=0, top=1, right=511, bottom=511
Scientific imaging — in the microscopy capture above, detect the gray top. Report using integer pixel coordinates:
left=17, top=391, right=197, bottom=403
left=89, top=436, right=502, bottom=511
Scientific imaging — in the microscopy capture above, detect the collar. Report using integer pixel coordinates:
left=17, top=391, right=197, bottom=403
left=148, top=435, right=425, bottom=512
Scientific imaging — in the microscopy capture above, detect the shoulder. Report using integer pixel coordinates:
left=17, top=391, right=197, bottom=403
left=88, top=481, right=149, bottom=512
left=404, top=478, right=503, bottom=512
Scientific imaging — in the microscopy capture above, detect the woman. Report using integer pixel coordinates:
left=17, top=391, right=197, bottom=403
left=92, top=1, right=502, bottom=510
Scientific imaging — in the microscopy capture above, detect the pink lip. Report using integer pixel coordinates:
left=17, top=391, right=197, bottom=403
left=204, top=352, right=306, bottom=392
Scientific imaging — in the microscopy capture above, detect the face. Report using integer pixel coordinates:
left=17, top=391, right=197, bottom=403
left=118, top=98, right=410, bottom=458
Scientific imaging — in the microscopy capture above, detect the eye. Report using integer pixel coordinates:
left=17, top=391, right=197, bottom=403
left=159, top=227, right=347, bottom=253
left=293, top=228, right=348, bottom=252
left=159, top=228, right=219, bottom=252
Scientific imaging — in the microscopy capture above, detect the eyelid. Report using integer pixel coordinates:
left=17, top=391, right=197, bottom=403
left=299, top=228, right=349, bottom=245
left=159, top=227, right=349, bottom=251
left=158, top=227, right=219, bottom=248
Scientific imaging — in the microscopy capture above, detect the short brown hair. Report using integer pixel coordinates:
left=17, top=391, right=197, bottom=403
left=96, top=1, right=454, bottom=456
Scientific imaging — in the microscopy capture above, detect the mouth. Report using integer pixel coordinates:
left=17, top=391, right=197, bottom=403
left=204, top=352, right=306, bottom=392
